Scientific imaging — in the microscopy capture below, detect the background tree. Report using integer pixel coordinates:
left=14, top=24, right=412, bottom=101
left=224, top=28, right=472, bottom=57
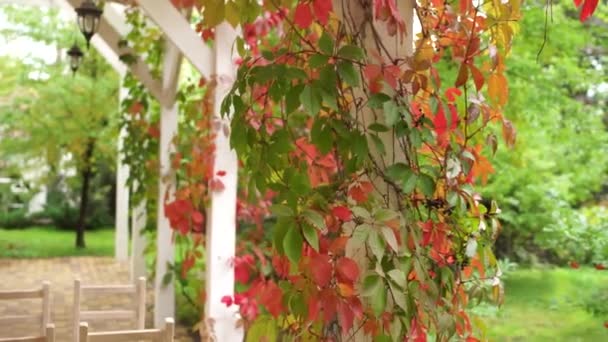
left=0, top=5, right=119, bottom=247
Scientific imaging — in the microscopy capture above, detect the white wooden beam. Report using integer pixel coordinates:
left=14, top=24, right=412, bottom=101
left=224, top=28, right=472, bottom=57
left=204, top=22, right=243, bottom=341
left=115, top=85, right=130, bottom=262
left=153, top=40, right=182, bottom=328
left=131, top=199, right=147, bottom=281
left=133, top=0, right=213, bottom=79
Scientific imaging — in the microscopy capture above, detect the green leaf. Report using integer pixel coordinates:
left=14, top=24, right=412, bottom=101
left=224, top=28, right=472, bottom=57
left=246, top=315, right=278, bottom=342
left=338, top=44, right=365, bottom=60
left=337, top=61, right=360, bottom=87
left=368, top=123, right=390, bottom=132
left=370, top=134, right=386, bottom=156
left=367, top=230, right=386, bottom=261
left=283, top=227, right=303, bottom=265
left=403, top=172, right=418, bottom=194
left=375, top=209, right=399, bottom=222
left=383, top=100, right=400, bottom=127
left=418, top=173, right=436, bottom=197
left=381, top=226, right=399, bottom=252
left=389, top=283, right=408, bottom=311
left=386, top=163, right=410, bottom=183
left=273, top=217, right=290, bottom=254
left=302, top=223, right=319, bottom=252
left=371, top=281, right=387, bottom=317
left=319, top=32, right=334, bottom=54
left=303, top=209, right=327, bottom=232
left=368, top=93, right=392, bottom=109
left=270, top=204, right=294, bottom=217
left=362, top=274, right=383, bottom=296
left=309, top=54, right=329, bottom=68
left=387, top=269, right=407, bottom=288
left=300, top=85, right=322, bottom=116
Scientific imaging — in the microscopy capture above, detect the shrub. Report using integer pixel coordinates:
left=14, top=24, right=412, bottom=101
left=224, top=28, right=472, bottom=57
left=0, top=209, right=32, bottom=229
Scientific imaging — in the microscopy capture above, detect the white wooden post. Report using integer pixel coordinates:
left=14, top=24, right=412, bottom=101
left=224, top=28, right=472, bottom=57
left=154, top=41, right=182, bottom=328
left=115, top=85, right=130, bottom=262
left=131, top=198, right=147, bottom=281
left=204, top=22, right=243, bottom=341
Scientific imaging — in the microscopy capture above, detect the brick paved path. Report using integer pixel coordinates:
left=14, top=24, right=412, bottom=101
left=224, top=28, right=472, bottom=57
left=0, top=257, right=193, bottom=341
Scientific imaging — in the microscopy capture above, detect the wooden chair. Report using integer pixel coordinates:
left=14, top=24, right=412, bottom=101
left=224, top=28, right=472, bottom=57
left=72, top=277, right=146, bottom=342
left=78, top=318, right=174, bottom=342
left=0, top=281, right=55, bottom=342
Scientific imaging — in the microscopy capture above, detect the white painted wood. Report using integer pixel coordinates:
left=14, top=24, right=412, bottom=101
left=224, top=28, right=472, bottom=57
left=115, top=86, right=130, bottom=262
left=80, top=310, right=136, bottom=320
left=130, top=199, right=147, bottom=281
left=133, top=0, right=213, bottom=79
left=45, top=324, right=55, bottom=342
left=204, top=22, right=243, bottom=342
left=0, top=315, right=42, bottom=327
left=72, top=279, right=81, bottom=342
left=78, top=318, right=174, bottom=342
left=0, top=337, right=46, bottom=342
left=154, top=40, right=182, bottom=328
left=40, top=282, right=50, bottom=337
left=136, top=277, right=146, bottom=329
left=0, top=289, right=43, bottom=300
left=80, top=285, right=135, bottom=295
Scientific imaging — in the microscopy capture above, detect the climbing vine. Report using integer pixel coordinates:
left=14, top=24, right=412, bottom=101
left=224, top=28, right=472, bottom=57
left=121, top=0, right=601, bottom=340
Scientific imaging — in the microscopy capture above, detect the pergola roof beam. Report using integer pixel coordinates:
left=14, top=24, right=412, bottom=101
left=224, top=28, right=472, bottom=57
left=133, top=0, right=214, bottom=79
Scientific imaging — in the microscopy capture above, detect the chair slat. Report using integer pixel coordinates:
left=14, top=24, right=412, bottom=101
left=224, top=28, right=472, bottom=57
left=0, top=314, right=42, bottom=326
left=0, top=336, right=46, bottom=342
left=80, top=285, right=136, bottom=295
left=0, top=289, right=43, bottom=300
left=88, top=329, right=163, bottom=342
left=80, top=310, right=136, bottom=320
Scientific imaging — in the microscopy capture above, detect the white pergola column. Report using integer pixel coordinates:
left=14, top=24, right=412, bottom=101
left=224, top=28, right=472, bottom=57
left=131, top=198, right=147, bottom=281
left=115, top=85, right=130, bottom=261
left=204, top=22, right=243, bottom=341
left=154, top=41, right=182, bottom=328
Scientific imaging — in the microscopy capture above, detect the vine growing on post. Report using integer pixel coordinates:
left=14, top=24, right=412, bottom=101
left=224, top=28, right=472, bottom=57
left=163, top=0, right=522, bottom=340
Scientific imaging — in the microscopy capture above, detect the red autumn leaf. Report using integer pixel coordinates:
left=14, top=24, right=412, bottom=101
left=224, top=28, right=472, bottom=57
left=469, top=64, right=485, bottom=91
left=337, top=300, right=355, bottom=334
left=595, top=264, right=606, bottom=270
left=272, top=255, right=290, bottom=278
left=221, top=295, right=233, bottom=307
left=128, top=102, right=143, bottom=115
left=307, top=295, right=322, bottom=322
left=259, top=281, right=284, bottom=317
left=433, top=105, right=448, bottom=138
left=604, top=321, right=608, bottom=329
left=570, top=261, right=580, bottom=269
left=191, top=211, right=204, bottom=225
left=216, top=170, right=226, bottom=177
left=332, top=206, right=352, bottom=221
left=336, top=257, right=360, bottom=283
left=363, top=64, right=383, bottom=94
left=337, top=282, right=355, bottom=297
left=209, top=178, right=225, bottom=192
left=312, top=0, right=332, bottom=25
left=579, top=0, right=599, bottom=21
left=181, top=254, right=195, bottom=278
left=445, top=87, right=462, bottom=102
left=383, top=65, right=401, bottom=90
left=348, top=181, right=374, bottom=203
left=311, top=254, right=333, bottom=287
left=294, top=3, right=314, bottom=29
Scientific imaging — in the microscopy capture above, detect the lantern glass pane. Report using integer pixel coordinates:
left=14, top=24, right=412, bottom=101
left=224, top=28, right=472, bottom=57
left=84, top=15, right=95, bottom=33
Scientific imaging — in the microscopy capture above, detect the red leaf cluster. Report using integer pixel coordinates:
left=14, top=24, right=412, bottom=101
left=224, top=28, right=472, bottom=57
left=294, top=0, right=333, bottom=29
left=574, top=0, right=599, bottom=22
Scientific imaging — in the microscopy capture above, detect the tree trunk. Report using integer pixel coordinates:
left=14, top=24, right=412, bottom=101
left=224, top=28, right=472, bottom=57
left=75, top=138, right=96, bottom=248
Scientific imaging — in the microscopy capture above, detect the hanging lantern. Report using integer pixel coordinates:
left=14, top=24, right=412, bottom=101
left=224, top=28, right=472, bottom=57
left=67, top=43, right=84, bottom=75
left=75, top=0, right=103, bottom=49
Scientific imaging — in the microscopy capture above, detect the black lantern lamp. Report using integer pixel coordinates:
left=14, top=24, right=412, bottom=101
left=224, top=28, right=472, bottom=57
left=75, top=0, right=103, bottom=49
left=67, top=43, right=84, bottom=75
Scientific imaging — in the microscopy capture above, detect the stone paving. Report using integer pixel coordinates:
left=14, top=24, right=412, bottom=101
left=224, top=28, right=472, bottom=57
left=0, top=257, right=193, bottom=341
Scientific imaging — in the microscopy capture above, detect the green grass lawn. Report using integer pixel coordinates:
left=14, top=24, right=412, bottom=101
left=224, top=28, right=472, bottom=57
left=472, top=267, right=608, bottom=341
left=0, top=226, right=114, bottom=258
